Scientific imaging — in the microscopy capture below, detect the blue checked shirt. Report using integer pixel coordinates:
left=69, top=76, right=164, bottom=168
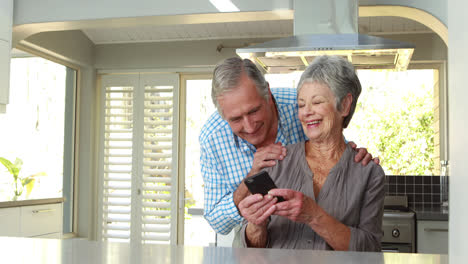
left=199, top=88, right=308, bottom=235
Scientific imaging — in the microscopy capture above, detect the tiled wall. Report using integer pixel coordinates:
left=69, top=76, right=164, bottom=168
left=385, top=176, right=449, bottom=207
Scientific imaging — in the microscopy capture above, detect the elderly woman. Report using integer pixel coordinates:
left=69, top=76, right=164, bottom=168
left=238, top=55, right=385, bottom=251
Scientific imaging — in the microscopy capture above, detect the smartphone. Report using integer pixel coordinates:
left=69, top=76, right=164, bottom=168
left=244, top=171, right=285, bottom=202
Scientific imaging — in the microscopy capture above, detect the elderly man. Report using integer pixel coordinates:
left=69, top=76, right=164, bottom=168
left=199, top=57, right=375, bottom=235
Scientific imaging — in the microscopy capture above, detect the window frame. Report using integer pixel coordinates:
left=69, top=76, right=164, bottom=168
left=354, top=61, right=448, bottom=175
left=9, top=46, right=80, bottom=236
left=406, top=61, right=449, bottom=173
left=177, top=73, right=213, bottom=245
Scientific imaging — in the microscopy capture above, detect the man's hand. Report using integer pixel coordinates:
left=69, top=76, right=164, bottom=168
left=250, top=142, right=287, bottom=175
left=348, top=141, right=380, bottom=166
left=234, top=142, right=286, bottom=208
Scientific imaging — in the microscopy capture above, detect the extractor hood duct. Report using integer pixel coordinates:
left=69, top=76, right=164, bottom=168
left=236, top=0, right=415, bottom=73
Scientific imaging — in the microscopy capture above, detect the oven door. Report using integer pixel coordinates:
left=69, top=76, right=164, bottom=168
left=382, top=243, right=413, bottom=253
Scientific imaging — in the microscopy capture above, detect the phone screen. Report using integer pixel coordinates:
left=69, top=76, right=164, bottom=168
left=244, top=171, right=284, bottom=202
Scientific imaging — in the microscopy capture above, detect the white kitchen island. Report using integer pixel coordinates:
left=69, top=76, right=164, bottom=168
left=0, top=237, right=447, bottom=264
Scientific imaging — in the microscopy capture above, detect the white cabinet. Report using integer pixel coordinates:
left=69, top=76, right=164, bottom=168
left=0, top=40, right=11, bottom=108
left=0, top=203, right=63, bottom=238
left=20, top=203, right=63, bottom=238
left=417, top=220, right=448, bottom=254
left=0, top=0, right=13, bottom=113
left=0, top=207, right=20, bottom=236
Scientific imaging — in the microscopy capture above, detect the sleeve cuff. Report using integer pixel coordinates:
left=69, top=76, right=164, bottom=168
left=240, top=221, right=249, bottom=248
left=226, top=192, right=244, bottom=221
left=348, top=226, right=357, bottom=251
left=348, top=226, right=381, bottom=252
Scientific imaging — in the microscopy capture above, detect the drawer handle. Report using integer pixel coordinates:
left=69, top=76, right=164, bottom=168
left=32, top=209, right=56, bottom=214
left=424, top=228, right=448, bottom=232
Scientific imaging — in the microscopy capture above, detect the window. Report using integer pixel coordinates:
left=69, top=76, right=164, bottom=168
left=180, top=76, right=216, bottom=246
left=98, top=73, right=179, bottom=244
left=346, top=68, right=442, bottom=176
left=0, top=54, right=77, bottom=233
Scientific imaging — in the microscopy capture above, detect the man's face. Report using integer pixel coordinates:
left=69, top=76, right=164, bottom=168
left=217, top=74, right=275, bottom=148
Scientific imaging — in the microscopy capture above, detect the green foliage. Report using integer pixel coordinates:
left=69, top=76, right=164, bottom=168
left=184, top=188, right=196, bottom=219
left=347, top=70, right=436, bottom=175
left=0, top=157, right=44, bottom=198
left=184, top=189, right=196, bottom=208
left=0, top=157, right=22, bottom=180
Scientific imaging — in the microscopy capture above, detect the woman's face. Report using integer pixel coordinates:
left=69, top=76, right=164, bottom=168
left=298, top=81, right=347, bottom=141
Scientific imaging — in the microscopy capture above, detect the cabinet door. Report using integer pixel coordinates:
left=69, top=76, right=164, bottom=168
left=0, top=207, right=20, bottom=236
left=0, top=0, right=13, bottom=108
left=417, top=220, right=449, bottom=254
left=20, top=203, right=63, bottom=237
left=0, top=41, right=11, bottom=106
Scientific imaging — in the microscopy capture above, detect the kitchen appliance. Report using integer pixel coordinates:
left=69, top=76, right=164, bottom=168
left=381, top=196, right=416, bottom=253
left=236, top=0, right=415, bottom=73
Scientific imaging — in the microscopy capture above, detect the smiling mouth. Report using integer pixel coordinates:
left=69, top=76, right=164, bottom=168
left=307, top=120, right=321, bottom=126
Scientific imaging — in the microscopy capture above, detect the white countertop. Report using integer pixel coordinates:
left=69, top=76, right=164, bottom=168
left=0, top=237, right=447, bottom=264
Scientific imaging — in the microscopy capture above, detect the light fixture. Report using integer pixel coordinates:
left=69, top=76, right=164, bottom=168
left=209, top=0, right=240, bottom=12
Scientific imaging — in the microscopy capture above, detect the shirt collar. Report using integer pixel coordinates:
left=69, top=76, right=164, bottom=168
left=233, top=134, right=256, bottom=153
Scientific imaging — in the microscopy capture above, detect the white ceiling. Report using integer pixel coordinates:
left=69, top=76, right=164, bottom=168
left=82, top=16, right=432, bottom=45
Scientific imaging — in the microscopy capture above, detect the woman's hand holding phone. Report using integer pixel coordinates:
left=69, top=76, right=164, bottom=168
left=244, top=171, right=285, bottom=202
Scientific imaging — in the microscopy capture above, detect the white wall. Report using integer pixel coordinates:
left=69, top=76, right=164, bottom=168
left=22, top=31, right=94, bottom=67
left=359, top=0, right=447, bottom=26
left=94, top=38, right=274, bottom=70
left=13, top=0, right=292, bottom=25
left=448, top=0, right=468, bottom=263
left=76, top=67, right=97, bottom=239
left=370, top=33, right=447, bottom=61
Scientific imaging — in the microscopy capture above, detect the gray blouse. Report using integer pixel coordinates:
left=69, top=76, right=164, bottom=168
left=240, top=142, right=385, bottom=251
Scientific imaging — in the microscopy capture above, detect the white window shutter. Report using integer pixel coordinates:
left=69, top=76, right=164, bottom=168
left=99, top=73, right=179, bottom=244
left=138, top=73, right=179, bottom=244
left=99, top=74, right=137, bottom=242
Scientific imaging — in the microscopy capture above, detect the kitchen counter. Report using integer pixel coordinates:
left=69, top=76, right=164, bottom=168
left=0, top=197, right=64, bottom=208
left=411, top=205, right=449, bottom=221
left=0, top=237, right=447, bottom=264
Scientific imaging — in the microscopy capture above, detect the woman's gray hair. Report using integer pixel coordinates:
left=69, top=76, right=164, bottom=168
left=297, top=55, right=361, bottom=128
left=211, top=57, right=269, bottom=118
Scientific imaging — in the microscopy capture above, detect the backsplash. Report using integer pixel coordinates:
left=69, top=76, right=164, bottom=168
left=385, top=175, right=449, bottom=207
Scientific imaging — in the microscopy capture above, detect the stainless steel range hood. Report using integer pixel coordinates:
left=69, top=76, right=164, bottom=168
left=236, top=0, right=415, bottom=73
